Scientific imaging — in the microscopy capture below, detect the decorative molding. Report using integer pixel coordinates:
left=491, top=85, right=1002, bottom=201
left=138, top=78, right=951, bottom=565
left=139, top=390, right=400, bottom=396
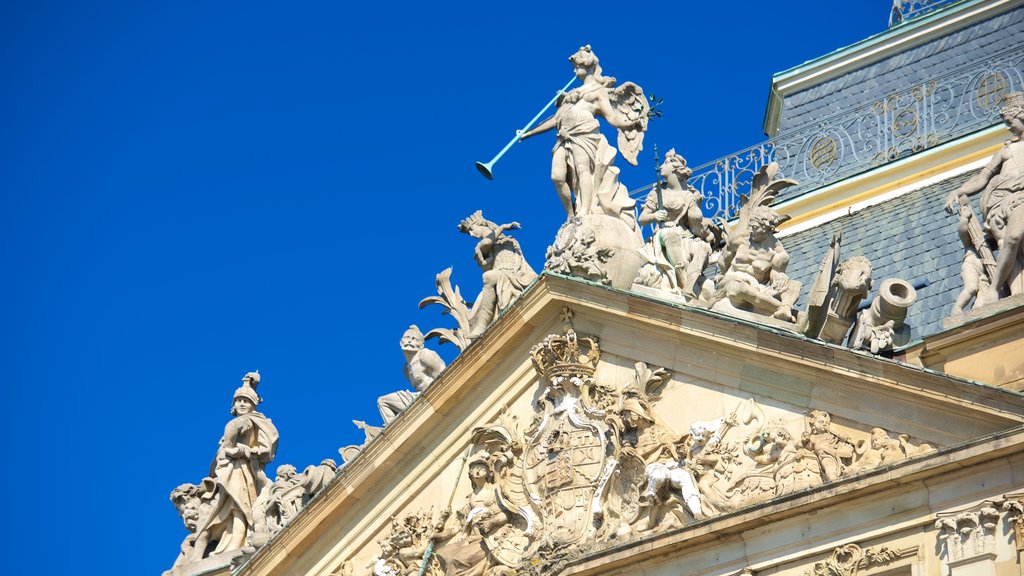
left=935, top=503, right=1001, bottom=562
left=804, top=543, right=906, bottom=576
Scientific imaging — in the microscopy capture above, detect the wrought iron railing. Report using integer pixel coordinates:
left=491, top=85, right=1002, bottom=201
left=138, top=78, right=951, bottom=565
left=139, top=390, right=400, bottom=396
left=890, top=0, right=961, bottom=27
left=631, top=43, right=1024, bottom=221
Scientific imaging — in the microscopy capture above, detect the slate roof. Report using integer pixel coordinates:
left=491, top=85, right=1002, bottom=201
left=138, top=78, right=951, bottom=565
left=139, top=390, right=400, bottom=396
left=777, top=5, right=1024, bottom=134
left=781, top=171, right=975, bottom=345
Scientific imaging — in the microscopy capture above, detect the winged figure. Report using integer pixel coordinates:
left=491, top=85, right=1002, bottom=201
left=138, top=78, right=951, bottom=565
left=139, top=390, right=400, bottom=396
left=520, top=45, right=649, bottom=227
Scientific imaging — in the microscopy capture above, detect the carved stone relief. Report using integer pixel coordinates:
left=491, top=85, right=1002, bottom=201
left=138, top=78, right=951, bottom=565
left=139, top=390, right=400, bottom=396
left=360, top=309, right=940, bottom=576
left=803, top=543, right=902, bottom=576
left=1002, top=496, right=1024, bottom=551
left=935, top=504, right=1001, bottom=563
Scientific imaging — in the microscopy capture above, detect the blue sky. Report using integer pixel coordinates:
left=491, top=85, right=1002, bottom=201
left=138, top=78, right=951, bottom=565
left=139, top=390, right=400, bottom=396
left=0, top=2, right=889, bottom=573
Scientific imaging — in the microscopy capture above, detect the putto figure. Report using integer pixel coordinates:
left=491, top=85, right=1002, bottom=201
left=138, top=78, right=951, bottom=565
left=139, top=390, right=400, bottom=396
left=712, top=162, right=802, bottom=323
left=945, top=91, right=1024, bottom=304
left=636, top=149, right=717, bottom=298
left=519, top=45, right=649, bottom=226
left=190, top=373, right=279, bottom=563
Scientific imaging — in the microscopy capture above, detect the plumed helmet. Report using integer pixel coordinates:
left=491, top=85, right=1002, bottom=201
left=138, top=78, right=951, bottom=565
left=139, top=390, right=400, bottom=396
left=232, top=371, right=262, bottom=410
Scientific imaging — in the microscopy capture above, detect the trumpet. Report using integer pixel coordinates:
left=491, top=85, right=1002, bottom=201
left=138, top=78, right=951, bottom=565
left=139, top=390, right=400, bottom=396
left=475, top=76, right=577, bottom=180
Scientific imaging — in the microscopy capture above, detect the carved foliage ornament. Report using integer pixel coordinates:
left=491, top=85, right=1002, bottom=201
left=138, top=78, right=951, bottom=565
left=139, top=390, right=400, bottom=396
left=934, top=504, right=1000, bottom=562
left=804, top=544, right=902, bottom=576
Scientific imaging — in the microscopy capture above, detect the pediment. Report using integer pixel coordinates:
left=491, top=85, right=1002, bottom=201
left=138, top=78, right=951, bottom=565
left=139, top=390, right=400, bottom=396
left=239, top=274, right=1024, bottom=576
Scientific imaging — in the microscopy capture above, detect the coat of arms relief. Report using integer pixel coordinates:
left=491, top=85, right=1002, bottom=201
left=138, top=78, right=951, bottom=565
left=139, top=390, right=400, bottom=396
left=365, top=308, right=936, bottom=576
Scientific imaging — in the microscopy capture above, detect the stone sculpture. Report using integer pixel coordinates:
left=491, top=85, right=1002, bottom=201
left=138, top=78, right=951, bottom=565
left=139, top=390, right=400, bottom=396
left=711, top=162, right=802, bottom=323
left=801, top=410, right=856, bottom=481
left=458, top=212, right=537, bottom=337
left=935, top=505, right=1001, bottom=562
left=951, top=207, right=995, bottom=314
left=377, top=325, right=446, bottom=425
left=945, top=91, right=1024, bottom=307
left=634, top=149, right=719, bottom=299
left=370, top=511, right=437, bottom=576
left=519, top=44, right=648, bottom=224
left=519, top=45, right=649, bottom=289
left=800, top=233, right=874, bottom=344
left=433, top=429, right=532, bottom=576
left=846, top=428, right=933, bottom=473
left=849, top=278, right=917, bottom=353
left=165, top=372, right=280, bottom=575
left=167, top=482, right=214, bottom=573
left=248, top=465, right=307, bottom=548
left=420, top=213, right=535, bottom=350
left=367, top=309, right=941, bottom=572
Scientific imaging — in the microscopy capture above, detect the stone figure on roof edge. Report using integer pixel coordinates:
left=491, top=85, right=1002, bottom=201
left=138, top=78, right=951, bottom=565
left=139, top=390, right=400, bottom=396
left=163, top=373, right=279, bottom=575
left=419, top=212, right=536, bottom=351
left=377, top=325, right=446, bottom=425
left=710, top=162, right=803, bottom=323
left=518, top=44, right=648, bottom=225
left=166, top=374, right=343, bottom=576
left=634, top=148, right=720, bottom=300
left=945, top=91, right=1024, bottom=310
left=519, top=45, right=648, bottom=290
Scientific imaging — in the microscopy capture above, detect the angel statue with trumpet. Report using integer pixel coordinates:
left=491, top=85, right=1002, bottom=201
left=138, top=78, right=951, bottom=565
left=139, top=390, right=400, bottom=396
left=519, top=45, right=649, bottom=228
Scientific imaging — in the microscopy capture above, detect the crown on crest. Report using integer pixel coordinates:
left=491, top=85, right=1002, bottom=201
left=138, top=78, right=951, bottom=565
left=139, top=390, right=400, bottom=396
left=530, top=307, right=601, bottom=380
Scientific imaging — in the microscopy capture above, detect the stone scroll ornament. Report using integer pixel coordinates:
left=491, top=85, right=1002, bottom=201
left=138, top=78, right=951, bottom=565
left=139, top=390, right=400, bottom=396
left=365, top=311, right=940, bottom=576
left=944, top=91, right=1024, bottom=313
left=165, top=374, right=337, bottom=576
left=419, top=212, right=537, bottom=351
left=518, top=45, right=650, bottom=290
left=709, top=162, right=803, bottom=324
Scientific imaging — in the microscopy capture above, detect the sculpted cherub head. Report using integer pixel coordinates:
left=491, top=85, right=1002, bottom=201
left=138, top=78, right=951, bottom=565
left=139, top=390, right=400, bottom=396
left=400, top=325, right=425, bottom=353
left=660, top=149, right=693, bottom=182
left=688, top=419, right=722, bottom=451
left=1000, top=92, right=1024, bottom=137
left=809, top=410, right=832, bottom=434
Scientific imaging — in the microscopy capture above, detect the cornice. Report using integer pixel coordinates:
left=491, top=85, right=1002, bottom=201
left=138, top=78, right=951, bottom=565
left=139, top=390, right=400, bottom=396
left=236, top=274, right=1024, bottom=576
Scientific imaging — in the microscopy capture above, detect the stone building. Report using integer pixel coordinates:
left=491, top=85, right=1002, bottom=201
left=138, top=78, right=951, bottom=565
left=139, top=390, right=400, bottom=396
left=164, top=2, right=1024, bottom=576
